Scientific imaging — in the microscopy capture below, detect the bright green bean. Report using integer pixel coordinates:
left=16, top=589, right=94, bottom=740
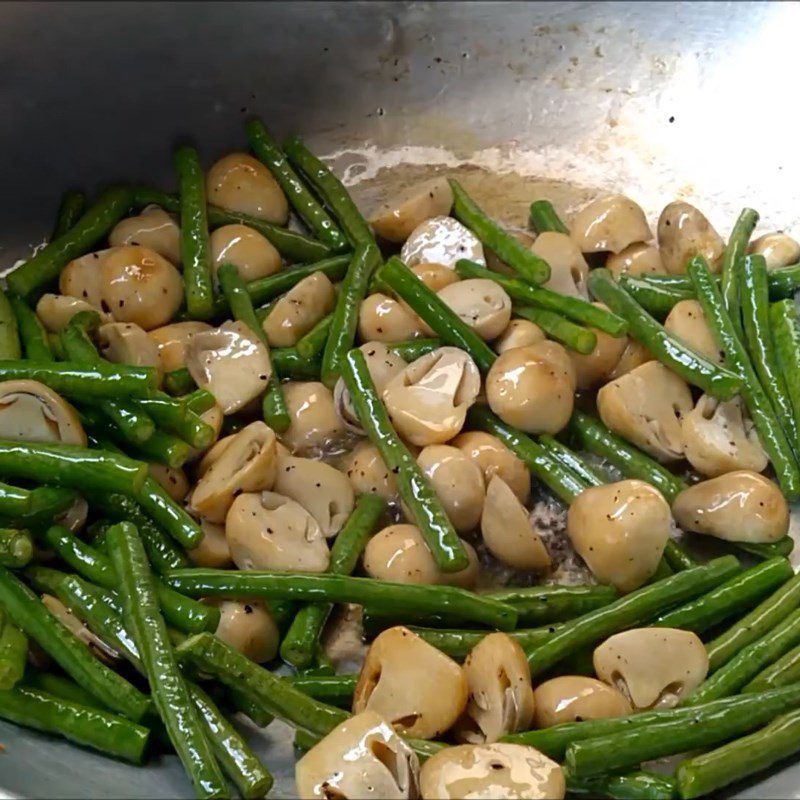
left=0, top=529, right=33, bottom=568
left=0, top=621, right=27, bottom=689
left=8, top=295, right=51, bottom=361
left=528, top=199, right=569, bottom=235
left=51, top=190, right=87, bottom=239
left=513, top=305, right=597, bottom=354
left=720, top=207, right=759, bottom=341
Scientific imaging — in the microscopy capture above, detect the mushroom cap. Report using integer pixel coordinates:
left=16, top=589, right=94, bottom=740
left=370, top=177, right=455, bottom=244
left=748, top=231, right=800, bottom=270
left=597, top=360, right=692, bottom=462
left=109, top=207, right=181, bottom=265
left=187, top=519, right=232, bottom=569
left=593, top=627, right=708, bottom=710
left=36, top=293, right=109, bottom=333
left=606, top=339, right=654, bottom=380
left=531, top=231, right=589, bottom=298
left=411, top=262, right=460, bottom=293
left=147, top=464, right=190, bottom=502
left=0, top=380, right=85, bottom=446
left=606, top=243, right=667, bottom=278
left=358, top=293, right=429, bottom=343
left=485, top=341, right=576, bottom=434
left=570, top=195, right=651, bottom=254
left=295, top=709, right=420, bottom=800
left=383, top=347, right=481, bottom=447
left=264, top=272, right=336, bottom=348
left=481, top=475, right=550, bottom=571
left=493, top=319, right=545, bottom=355
left=213, top=600, right=278, bottom=663
left=567, top=480, right=672, bottom=592
left=664, top=300, right=723, bottom=364
left=210, top=224, right=281, bottom=283
left=452, top=431, right=531, bottom=505
left=436, top=279, right=512, bottom=341
left=280, top=381, right=347, bottom=456
left=226, top=490, right=330, bottom=572
left=97, top=322, right=161, bottom=373
left=532, top=676, right=632, bottom=728
left=455, top=633, right=535, bottom=744
left=419, top=742, right=565, bottom=800
left=657, top=201, right=725, bottom=275
left=353, top=626, right=468, bottom=739
left=342, top=441, right=399, bottom=500
left=206, top=152, right=289, bottom=224
left=59, top=249, right=110, bottom=309
left=401, top=216, right=485, bottom=269
left=672, top=470, right=789, bottom=543
left=681, top=394, right=767, bottom=477
left=148, top=321, right=213, bottom=373
left=186, top=320, right=272, bottom=415
left=567, top=303, right=627, bottom=389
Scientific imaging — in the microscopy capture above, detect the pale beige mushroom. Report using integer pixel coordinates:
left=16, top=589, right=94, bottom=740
left=657, top=201, right=725, bottom=275
left=295, top=710, right=420, bottom=800
left=570, top=195, right=651, bottom=254
left=452, top=431, right=531, bottom=505
left=36, top=293, right=109, bottom=333
left=273, top=454, right=355, bottom=537
left=455, top=633, right=535, bottom=744
left=567, top=480, right=672, bottom=592
left=206, top=152, right=289, bottom=224
left=43, top=595, right=120, bottom=664
left=417, top=445, right=485, bottom=533
left=664, top=300, right=722, bottom=364
left=109, top=207, right=181, bottom=265
left=436, top=280, right=512, bottom=341
left=606, top=243, right=667, bottom=278
left=531, top=232, right=590, bottom=298
left=97, top=322, right=161, bottom=374
left=401, top=216, right=485, bottom=269
left=280, top=381, right=346, bottom=456
left=353, top=626, right=468, bottom=739
left=370, top=177, right=454, bottom=243
left=481, top=476, right=550, bottom=571
left=54, top=496, right=89, bottom=535
left=593, top=628, right=708, bottom=710
left=148, top=321, right=213, bottom=373
left=411, top=262, right=460, bottom=293
left=342, top=441, right=398, bottom=500
left=749, top=232, right=800, bottom=270
left=672, top=471, right=789, bottom=543
left=358, top=293, right=429, bottom=343
left=606, top=339, right=654, bottom=380
left=363, top=524, right=478, bottom=588
left=263, top=272, right=336, bottom=347
left=188, top=421, right=277, bottom=522
left=493, top=319, right=545, bottom=354
left=597, top=361, right=692, bottom=462
left=0, top=380, right=85, bottom=445
left=185, top=320, right=272, bottom=415
left=485, top=341, right=576, bottom=434
left=383, top=347, right=481, bottom=446
left=187, top=519, right=232, bottom=568
left=226, top=490, right=330, bottom=572
left=59, top=249, right=110, bottom=309
left=532, top=676, right=632, bottom=728
left=210, top=224, right=281, bottom=282
left=213, top=600, right=279, bottom=663
left=682, top=395, right=767, bottom=477
left=419, top=743, right=565, bottom=800
left=147, top=464, right=190, bottom=502
left=568, top=304, right=627, bottom=389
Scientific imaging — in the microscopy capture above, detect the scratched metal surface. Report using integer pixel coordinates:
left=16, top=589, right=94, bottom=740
left=1, top=1, right=799, bottom=797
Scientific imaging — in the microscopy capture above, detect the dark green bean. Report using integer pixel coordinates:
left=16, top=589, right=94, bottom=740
left=528, top=199, right=569, bottom=235
left=568, top=771, right=676, bottom=800
left=0, top=620, right=27, bottom=689
left=0, top=289, right=21, bottom=359
left=164, top=367, right=197, bottom=396
left=0, top=529, right=33, bottom=568
left=744, top=641, right=800, bottom=693
left=270, top=347, right=322, bottom=380
left=52, top=190, right=87, bottom=239
left=388, top=338, right=442, bottom=361
left=513, top=305, right=597, bottom=354
left=8, top=295, right=52, bottom=361
left=296, top=312, right=333, bottom=360
left=184, top=388, right=216, bottom=415
left=537, top=434, right=605, bottom=487
left=407, top=626, right=556, bottom=660
left=663, top=539, right=698, bottom=571
left=770, top=298, right=800, bottom=450
left=284, top=674, right=358, bottom=707
left=619, top=273, right=695, bottom=318
left=720, top=207, right=759, bottom=341
left=22, top=670, right=100, bottom=709
left=0, top=482, right=32, bottom=518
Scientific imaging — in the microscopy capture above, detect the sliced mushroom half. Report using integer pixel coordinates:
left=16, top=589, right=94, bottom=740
left=370, top=177, right=455, bottom=243
left=597, top=360, right=692, bottom=462
left=664, top=300, right=723, bottom=364
left=280, top=381, right=346, bottom=456
left=97, top=322, right=162, bottom=374
left=36, top=293, right=109, bottom=333
left=593, top=627, right=708, bottom=710
left=657, top=201, right=725, bottom=275
left=263, top=272, right=336, bottom=348
left=185, top=320, right=272, bottom=415
left=532, top=676, right=632, bottom=728
left=530, top=232, right=589, bottom=298
left=213, top=600, right=279, bottom=663
left=568, top=303, right=627, bottom=389
left=0, top=380, right=86, bottom=445
left=401, top=216, right=485, bottom=269
left=452, top=431, right=531, bottom=505
left=436, top=279, right=512, bottom=341
left=570, top=195, right=651, bottom=254
left=353, top=626, right=468, bottom=739
left=606, top=243, right=667, bottom=278
left=109, top=207, right=181, bottom=265
left=749, top=231, right=800, bottom=270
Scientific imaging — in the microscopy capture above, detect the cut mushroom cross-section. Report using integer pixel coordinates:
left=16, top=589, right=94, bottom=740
left=531, top=231, right=590, bottom=298
left=452, top=431, right=531, bottom=505
left=0, top=380, right=86, bottom=446
left=436, top=279, right=512, bottom=341
left=97, top=322, right=161, bottom=374
left=280, top=381, right=347, bottom=456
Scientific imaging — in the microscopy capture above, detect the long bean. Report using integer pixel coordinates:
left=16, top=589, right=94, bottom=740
left=7, top=187, right=132, bottom=299
left=449, top=178, right=550, bottom=284
left=663, top=539, right=698, bottom=571
left=295, top=313, right=333, bottom=360
left=0, top=289, right=21, bottom=359
left=406, top=626, right=556, bottom=660
left=52, top=190, right=87, bottom=239
left=720, top=207, right=759, bottom=341
left=745, top=642, right=800, bottom=692
left=108, top=522, right=227, bottom=798
left=689, top=256, right=800, bottom=499
left=588, top=268, right=741, bottom=399
left=568, top=771, right=677, bottom=800
left=270, top=347, right=322, bottom=380
left=0, top=621, right=27, bottom=689
left=23, top=669, right=100, bottom=709
left=389, top=338, right=442, bottom=361
left=134, top=477, right=202, bottom=552
left=8, top=295, right=52, bottom=361
left=537, top=434, right=605, bottom=487
left=284, top=674, right=358, bottom=707
left=164, top=367, right=197, bottom=396
left=513, top=305, right=597, bottom=354
left=280, top=493, right=386, bottom=668
left=0, top=482, right=33, bottom=517
left=769, top=298, right=800, bottom=448
left=528, top=199, right=569, bottom=234
left=0, top=528, right=33, bottom=568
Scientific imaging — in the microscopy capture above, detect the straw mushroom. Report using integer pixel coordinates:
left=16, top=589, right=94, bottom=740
left=187, top=519, right=232, bottom=569
left=570, top=195, right=651, bottom=254
left=353, top=626, right=468, bottom=738
left=749, top=232, right=800, bottom=270
left=342, top=441, right=398, bottom=500
left=606, top=243, right=666, bottom=278
left=358, top=294, right=429, bottom=343
left=210, top=224, right=281, bottom=282
left=597, top=361, right=692, bottom=462
left=532, top=676, right=632, bottom=728
left=59, top=249, right=110, bottom=309
left=109, top=207, right=181, bottom=265
left=54, top=496, right=89, bottom=535
left=213, top=600, right=279, bottom=663
left=567, top=480, right=672, bottom=592
left=530, top=232, right=589, bottom=298
left=97, top=322, right=161, bottom=374
left=657, top=201, right=725, bottom=275
left=671, top=471, right=789, bottom=543
left=147, top=464, right=190, bottom=502
left=0, top=380, right=85, bottom=445
left=411, top=262, right=460, bottom=293
left=401, top=216, right=485, bottom=269
left=370, top=177, right=455, bottom=243
left=593, top=628, right=708, bottom=710
left=280, top=381, right=346, bottom=456
left=606, top=339, right=654, bottom=380
left=567, top=304, right=627, bottom=389
left=437, top=279, right=512, bottom=340
left=148, top=321, right=213, bottom=373
left=664, top=300, right=723, bottom=364
left=452, top=431, right=531, bottom=505
left=493, top=319, right=545, bottom=354
left=36, top=293, right=108, bottom=332
left=263, top=272, right=336, bottom=348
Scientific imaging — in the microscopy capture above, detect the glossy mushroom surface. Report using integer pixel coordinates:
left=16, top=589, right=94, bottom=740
left=532, top=676, right=632, bottom=728
left=0, top=380, right=85, bottom=445
left=370, top=177, right=455, bottom=243
left=401, top=216, right=485, bottom=269
left=570, top=195, right=651, bottom=254
left=657, top=201, right=724, bottom=275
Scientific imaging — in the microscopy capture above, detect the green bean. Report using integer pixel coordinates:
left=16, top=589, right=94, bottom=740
left=663, top=539, right=698, bottom=571
left=0, top=565, right=150, bottom=720
left=456, top=258, right=627, bottom=337
left=166, top=569, right=517, bottom=630
left=8, top=295, right=52, bottom=360
left=7, top=187, right=132, bottom=299
left=108, top=523, right=226, bottom=798
left=135, top=477, right=201, bottom=552
left=449, top=179, right=550, bottom=284
left=406, top=626, right=556, bottom=660
left=283, top=135, right=374, bottom=247
left=489, top=585, right=619, bottom=626
left=388, top=338, right=442, bottom=361
left=513, top=305, right=598, bottom=354
left=270, top=347, right=321, bottom=380
left=745, top=641, right=800, bottom=692
left=524, top=556, right=739, bottom=676
left=284, top=674, right=358, bottom=707
left=23, top=670, right=100, bottom=709
left=0, top=528, right=33, bottom=568
left=567, top=771, right=676, bottom=800
left=0, top=620, right=27, bottom=689
left=676, top=707, right=800, bottom=799
left=569, top=410, right=687, bottom=502
left=688, top=256, right=800, bottom=499
left=720, top=208, right=759, bottom=341
left=281, top=493, right=385, bottom=668
left=588, top=268, right=742, bottom=399
left=374, top=256, right=497, bottom=372
left=184, top=388, right=216, bottom=415
left=174, top=145, right=215, bottom=320
left=246, top=119, right=348, bottom=253
left=0, top=481, right=32, bottom=518
left=466, top=405, right=587, bottom=504
left=4, top=486, right=77, bottom=533
left=655, top=557, right=791, bottom=633
left=528, top=199, right=569, bottom=235
left=51, top=190, right=87, bottom=239
left=296, top=313, right=333, bottom=359
left=650, top=557, right=674, bottom=582
left=0, top=288, right=21, bottom=359
left=0, top=685, right=150, bottom=764
left=164, top=367, right=197, bottom=396
left=566, top=682, right=800, bottom=778
left=618, top=273, right=694, bottom=317
left=341, top=347, right=469, bottom=572
left=23, top=565, right=69, bottom=596
left=538, top=434, right=606, bottom=487
left=770, top=298, right=800, bottom=449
